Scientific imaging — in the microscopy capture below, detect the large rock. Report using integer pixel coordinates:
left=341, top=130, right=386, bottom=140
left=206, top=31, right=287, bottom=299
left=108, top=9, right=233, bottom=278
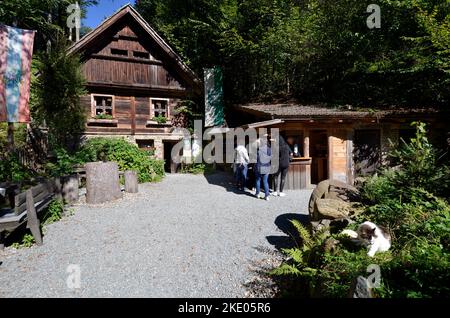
left=315, top=198, right=352, bottom=220
left=350, top=276, right=373, bottom=298
left=309, top=179, right=361, bottom=221
left=85, top=162, right=122, bottom=204
left=326, top=179, right=360, bottom=202
left=308, top=180, right=330, bottom=218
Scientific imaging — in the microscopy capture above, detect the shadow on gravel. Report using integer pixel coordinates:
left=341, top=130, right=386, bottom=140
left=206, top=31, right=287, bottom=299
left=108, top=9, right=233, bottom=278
left=266, top=213, right=310, bottom=251
left=243, top=245, right=310, bottom=298
left=204, top=172, right=256, bottom=197
left=244, top=213, right=312, bottom=298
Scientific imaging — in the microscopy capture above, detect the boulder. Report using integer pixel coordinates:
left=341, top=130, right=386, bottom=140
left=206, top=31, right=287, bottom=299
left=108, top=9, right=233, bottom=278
left=308, top=180, right=330, bottom=218
left=309, top=179, right=362, bottom=221
left=310, top=217, right=355, bottom=235
left=326, top=179, right=360, bottom=202
left=310, top=219, right=332, bottom=234
left=350, top=276, right=373, bottom=298
left=315, top=198, right=352, bottom=220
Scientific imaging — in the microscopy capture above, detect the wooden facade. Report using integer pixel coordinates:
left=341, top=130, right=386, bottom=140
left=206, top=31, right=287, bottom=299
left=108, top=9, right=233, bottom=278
left=237, top=105, right=449, bottom=189
left=68, top=5, right=201, bottom=169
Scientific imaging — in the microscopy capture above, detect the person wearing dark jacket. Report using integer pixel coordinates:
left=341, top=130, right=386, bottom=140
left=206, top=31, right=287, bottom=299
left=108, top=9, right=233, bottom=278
left=255, top=136, right=272, bottom=201
left=272, top=135, right=292, bottom=197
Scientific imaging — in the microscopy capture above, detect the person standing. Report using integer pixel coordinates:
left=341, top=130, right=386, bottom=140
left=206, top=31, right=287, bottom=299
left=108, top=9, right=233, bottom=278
left=272, top=135, right=292, bottom=197
left=255, top=136, right=272, bottom=201
left=234, top=144, right=249, bottom=191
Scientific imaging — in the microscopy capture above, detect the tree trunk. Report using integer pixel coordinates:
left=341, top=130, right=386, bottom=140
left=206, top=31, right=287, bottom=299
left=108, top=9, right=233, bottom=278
left=85, top=162, right=122, bottom=204
left=124, top=170, right=139, bottom=193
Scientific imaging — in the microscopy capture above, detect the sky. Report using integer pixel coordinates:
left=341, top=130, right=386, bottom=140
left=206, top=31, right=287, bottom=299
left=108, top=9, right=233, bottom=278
left=83, top=0, right=135, bottom=29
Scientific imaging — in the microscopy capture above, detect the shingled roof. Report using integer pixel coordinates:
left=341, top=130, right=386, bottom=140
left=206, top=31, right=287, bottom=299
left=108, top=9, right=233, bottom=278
left=236, top=103, right=443, bottom=120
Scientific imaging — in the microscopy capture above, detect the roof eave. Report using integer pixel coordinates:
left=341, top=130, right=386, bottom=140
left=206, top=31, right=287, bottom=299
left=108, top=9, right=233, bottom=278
left=68, top=4, right=202, bottom=93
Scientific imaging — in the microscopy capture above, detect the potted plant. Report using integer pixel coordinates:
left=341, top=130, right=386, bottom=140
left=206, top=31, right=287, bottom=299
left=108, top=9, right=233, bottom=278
left=147, top=115, right=171, bottom=126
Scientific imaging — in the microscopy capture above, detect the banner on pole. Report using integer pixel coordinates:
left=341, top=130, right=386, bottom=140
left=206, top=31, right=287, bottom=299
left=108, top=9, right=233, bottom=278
left=204, top=66, right=225, bottom=127
left=0, top=25, right=35, bottom=123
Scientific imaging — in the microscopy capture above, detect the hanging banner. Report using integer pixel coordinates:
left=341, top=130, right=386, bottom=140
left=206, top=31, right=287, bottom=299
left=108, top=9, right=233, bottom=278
left=204, top=66, right=225, bottom=127
left=0, top=25, right=35, bottom=123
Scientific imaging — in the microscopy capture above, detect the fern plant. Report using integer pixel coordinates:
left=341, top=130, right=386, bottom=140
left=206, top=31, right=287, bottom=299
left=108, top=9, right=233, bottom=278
left=271, top=220, right=328, bottom=278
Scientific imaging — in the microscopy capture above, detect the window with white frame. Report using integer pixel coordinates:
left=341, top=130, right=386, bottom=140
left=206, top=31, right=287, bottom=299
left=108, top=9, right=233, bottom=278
left=150, top=98, right=170, bottom=119
left=92, top=94, right=114, bottom=118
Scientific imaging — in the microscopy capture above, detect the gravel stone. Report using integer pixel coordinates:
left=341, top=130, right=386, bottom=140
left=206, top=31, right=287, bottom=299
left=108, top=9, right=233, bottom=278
left=0, top=172, right=311, bottom=297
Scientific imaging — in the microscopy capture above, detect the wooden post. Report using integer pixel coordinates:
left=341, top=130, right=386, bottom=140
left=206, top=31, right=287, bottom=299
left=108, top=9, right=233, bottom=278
left=131, top=96, right=136, bottom=135
left=303, top=129, right=311, bottom=187
left=328, top=129, right=333, bottom=182
left=53, top=177, right=64, bottom=201
left=124, top=170, right=138, bottom=193
left=346, top=129, right=354, bottom=185
left=85, top=162, right=122, bottom=204
left=55, top=175, right=79, bottom=204
left=25, top=189, right=43, bottom=246
left=7, top=122, right=14, bottom=153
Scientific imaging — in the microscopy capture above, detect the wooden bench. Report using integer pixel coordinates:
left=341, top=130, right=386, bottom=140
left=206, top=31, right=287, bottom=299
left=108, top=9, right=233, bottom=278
left=0, top=181, right=55, bottom=250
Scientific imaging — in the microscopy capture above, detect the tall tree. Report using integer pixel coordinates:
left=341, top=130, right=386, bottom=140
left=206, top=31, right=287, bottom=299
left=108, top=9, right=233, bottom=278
left=136, top=0, right=450, bottom=108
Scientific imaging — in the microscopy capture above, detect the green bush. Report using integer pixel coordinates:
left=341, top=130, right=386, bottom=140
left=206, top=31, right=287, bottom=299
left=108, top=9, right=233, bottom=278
left=272, top=122, right=450, bottom=298
left=94, top=114, right=113, bottom=120
left=0, top=123, right=28, bottom=150
left=152, top=115, right=167, bottom=124
left=44, top=138, right=165, bottom=183
left=11, top=233, right=35, bottom=249
left=45, top=147, right=79, bottom=177
left=0, top=153, right=34, bottom=182
left=42, top=199, right=64, bottom=225
left=76, top=138, right=164, bottom=183
left=180, top=163, right=215, bottom=175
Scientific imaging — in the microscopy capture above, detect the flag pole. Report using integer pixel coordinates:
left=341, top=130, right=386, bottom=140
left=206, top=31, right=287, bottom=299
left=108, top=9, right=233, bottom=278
left=7, top=122, right=14, bottom=153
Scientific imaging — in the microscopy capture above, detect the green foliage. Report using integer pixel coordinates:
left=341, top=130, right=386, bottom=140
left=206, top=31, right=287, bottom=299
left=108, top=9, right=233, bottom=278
left=273, top=122, right=450, bottom=298
left=31, top=35, right=87, bottom=148
left=11, top=233, right=35, bottom=249
left=75, top=138, right=165, bottom=183
left=94, top=114, right=114, bottom=120
left=180, top=163, right=215, bottom=175
left=0, top=124, right=34, bottom=182
left=270, top=221, right=327, bottom=278
left=389, top=122, right=450, bottom=198
left=0, top=153, right=34, bottom=182
left=362, top=122, right=449, bottom=203
left=0, top=123, right=28, bottom=151
left=45, top=147, right=79, bottom=177
left=42, top=199, right=64, bottom=225
left=44, top=138, right=165, bottom=183
left=136, top=0, right=450, bottom=107
left=171, top=100, right=203, bottom=132
left=152, top=115, right=168, bottom=124
left=10, top=199, right=66, bottom=248
left=0, top=0, right=97, bottom=52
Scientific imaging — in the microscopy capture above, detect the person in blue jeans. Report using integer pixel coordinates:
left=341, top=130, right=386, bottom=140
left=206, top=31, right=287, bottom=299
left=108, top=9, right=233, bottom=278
left=255, top=137, right=272, bottom=201
left=234, top=144, right=249, bottom=191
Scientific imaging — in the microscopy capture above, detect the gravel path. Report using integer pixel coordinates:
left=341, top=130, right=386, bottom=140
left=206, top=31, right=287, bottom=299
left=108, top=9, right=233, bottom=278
left=0, top=172, right=311, bottom=298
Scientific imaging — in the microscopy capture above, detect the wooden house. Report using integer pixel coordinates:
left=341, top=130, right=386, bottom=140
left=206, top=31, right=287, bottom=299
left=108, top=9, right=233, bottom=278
left=68, top=5, right=201, bottom=172
left=233, top=103, right=448, bottom=189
